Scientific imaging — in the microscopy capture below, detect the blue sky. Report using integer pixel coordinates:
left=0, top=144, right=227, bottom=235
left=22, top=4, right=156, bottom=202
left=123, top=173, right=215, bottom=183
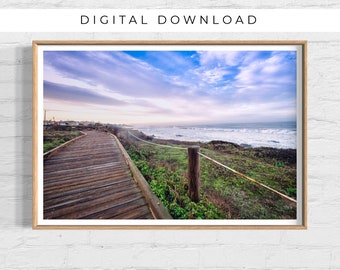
left=43, top=49, right=297, bottom=125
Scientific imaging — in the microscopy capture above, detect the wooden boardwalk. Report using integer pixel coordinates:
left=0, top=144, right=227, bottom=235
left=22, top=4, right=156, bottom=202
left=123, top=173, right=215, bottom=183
left=43, top=130, right=154, bottom=219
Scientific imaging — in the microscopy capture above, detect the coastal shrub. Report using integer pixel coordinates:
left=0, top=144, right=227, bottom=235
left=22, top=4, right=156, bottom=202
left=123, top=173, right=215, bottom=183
left=125, top=144, right=225, bottom=219
left=43, top=130, right=81, bottom=153
left=198, top=147, right=297, bottom=219
left=43, top=138, right=66, bottom=152
left=274, top=161, right=285, bottom=168
left=286, top=187, right=297, bottom=197
left=122, top=135, right=296, bottom=220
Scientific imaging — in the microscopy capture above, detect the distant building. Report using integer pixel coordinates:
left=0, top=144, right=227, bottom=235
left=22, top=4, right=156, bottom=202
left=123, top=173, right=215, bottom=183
left=57, top=121, right=80, bottom=127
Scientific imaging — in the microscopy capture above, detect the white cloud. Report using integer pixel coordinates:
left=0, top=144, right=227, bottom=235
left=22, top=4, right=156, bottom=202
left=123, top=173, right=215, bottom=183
left=198, top=51, right=244, bottom=66
left=44, top=50, right=297, bottom=125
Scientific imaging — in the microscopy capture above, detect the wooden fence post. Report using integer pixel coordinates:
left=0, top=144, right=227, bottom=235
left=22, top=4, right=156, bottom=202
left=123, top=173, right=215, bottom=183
left=188, top=146, right=200, bottom=203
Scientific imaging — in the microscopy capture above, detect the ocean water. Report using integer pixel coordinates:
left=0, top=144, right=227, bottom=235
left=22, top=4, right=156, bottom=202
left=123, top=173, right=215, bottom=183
left=136, top=122, right=297, bottom=149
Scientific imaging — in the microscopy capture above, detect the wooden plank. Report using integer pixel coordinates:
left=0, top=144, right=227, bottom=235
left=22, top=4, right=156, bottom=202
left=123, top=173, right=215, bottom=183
left=44, top=171, right=131, bottom=194
left=44, top=178, right=134, bottom=208
left=44, top=187, right=143, bottom=219
left=81, top=198, right=151, bottom=219
left=44, top=169, right=126, bottom=186
left=44, top=178, right=132, bottom=201
left=43, top=130, right=156, bottom=220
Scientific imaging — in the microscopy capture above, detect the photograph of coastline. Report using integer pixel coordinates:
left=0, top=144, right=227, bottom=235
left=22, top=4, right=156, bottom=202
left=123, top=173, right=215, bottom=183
left=34, top=41, right=306, bottom=228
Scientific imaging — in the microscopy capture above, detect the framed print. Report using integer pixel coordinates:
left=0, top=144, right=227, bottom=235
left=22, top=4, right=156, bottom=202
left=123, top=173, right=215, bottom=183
left=32, top=40, right=307, bottom=229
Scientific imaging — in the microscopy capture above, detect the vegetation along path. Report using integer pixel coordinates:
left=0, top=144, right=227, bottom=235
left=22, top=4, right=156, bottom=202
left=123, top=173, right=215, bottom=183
left=43, top=130, right=159, bottom=219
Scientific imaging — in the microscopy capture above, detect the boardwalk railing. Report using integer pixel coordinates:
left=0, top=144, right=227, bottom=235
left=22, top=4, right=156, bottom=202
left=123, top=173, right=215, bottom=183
left=126, top=130, right=297, bottom=205
left=111, top=133, right=172, bottom=219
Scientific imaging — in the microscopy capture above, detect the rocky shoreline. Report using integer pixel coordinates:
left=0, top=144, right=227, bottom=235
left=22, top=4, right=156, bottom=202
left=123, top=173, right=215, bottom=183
left=117, top=128, right=297, bottom=167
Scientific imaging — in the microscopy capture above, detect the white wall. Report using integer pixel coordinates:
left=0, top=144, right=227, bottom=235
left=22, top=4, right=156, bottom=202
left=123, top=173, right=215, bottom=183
left=1, top=1, right=340, bottom=269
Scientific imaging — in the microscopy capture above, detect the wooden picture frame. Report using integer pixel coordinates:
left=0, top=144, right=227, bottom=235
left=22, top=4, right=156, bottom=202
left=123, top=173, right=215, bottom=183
left=33, top=40, right=307, bottom=229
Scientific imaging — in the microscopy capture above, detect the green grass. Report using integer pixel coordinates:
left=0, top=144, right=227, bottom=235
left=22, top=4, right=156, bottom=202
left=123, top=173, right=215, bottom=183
left=126, top=144, right=225, bottom=219
left=43, top=130, right=81, bottom=153
left=121, top=136, right=296, bottom=220
left=43, top=138, right=66, bottom=152
left=199, top=148, right=296, bottom=219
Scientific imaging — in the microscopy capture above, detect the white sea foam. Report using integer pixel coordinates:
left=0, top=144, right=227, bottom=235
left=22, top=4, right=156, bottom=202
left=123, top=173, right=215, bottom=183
left=136, top=122, right=296, bottom=149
